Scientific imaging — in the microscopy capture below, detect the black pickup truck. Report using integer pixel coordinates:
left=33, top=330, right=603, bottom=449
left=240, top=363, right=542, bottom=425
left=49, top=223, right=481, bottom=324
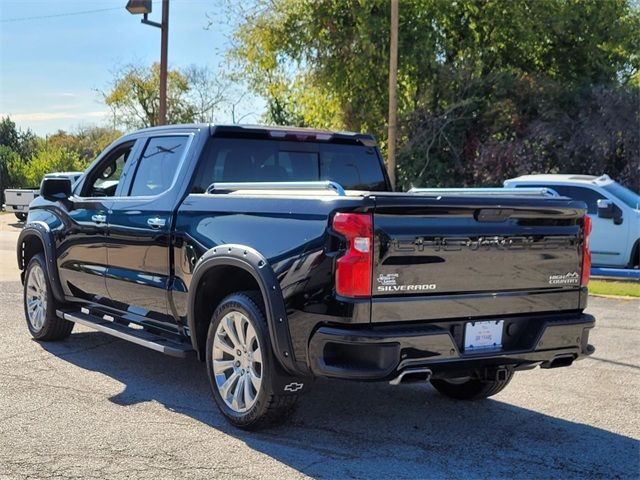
left=18, top=124, right=595, bottom=429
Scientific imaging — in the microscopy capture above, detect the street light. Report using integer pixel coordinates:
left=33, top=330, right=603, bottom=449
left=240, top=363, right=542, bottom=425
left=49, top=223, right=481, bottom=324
left=125, top=0, right=151, bottom=15
left=126, top=0, right=169, bottom=126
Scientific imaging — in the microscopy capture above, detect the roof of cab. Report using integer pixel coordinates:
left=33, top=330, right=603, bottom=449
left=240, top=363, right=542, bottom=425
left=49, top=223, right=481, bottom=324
left=211, top=124, right=377, bottom=146
left=129, top=123, right=377, bottom=146
left=505, top=174, right=614, bottom=186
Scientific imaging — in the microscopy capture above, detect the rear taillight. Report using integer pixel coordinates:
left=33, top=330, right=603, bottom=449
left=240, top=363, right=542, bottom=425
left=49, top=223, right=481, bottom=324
left=581, top=215, right=592, bottom=287
left=332, top=212, right=373, bottom=297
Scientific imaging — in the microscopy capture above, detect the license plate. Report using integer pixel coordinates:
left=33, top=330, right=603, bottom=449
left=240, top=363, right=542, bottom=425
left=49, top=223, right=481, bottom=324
left=14, top=206, right=23, bottom=210
left=464, top=320, right=504, bottom=351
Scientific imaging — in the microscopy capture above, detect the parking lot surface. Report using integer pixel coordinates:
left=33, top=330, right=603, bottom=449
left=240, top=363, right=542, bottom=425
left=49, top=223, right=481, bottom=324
left=0, top=214, right=638, bottom=479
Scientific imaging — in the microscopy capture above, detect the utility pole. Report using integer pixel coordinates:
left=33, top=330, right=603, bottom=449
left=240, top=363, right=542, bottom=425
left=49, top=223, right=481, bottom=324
left=126, top=0, right=169, bottom=125
left=387, top=0, right=398, bottom=190
left=158, top=0, right=169, bottom=125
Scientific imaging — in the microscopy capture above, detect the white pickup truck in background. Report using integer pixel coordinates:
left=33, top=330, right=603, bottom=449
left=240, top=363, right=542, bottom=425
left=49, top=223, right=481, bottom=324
left=3, top=172, right=82, bottom=222
left=504, top=174, right=640, bottom=269
left=3, top=188, right=38, bottom=221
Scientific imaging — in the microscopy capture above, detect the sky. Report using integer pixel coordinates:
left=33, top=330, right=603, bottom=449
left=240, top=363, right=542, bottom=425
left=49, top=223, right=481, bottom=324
left=0, top=0, right=263, bottom=135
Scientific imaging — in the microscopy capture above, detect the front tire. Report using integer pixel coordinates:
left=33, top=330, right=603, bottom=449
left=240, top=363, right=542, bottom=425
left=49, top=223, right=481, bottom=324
left=431, top=370, right=514, bottom=400
left=206, top=292, right=299, bottom=429
left=23, top=253, right=74, bottom=341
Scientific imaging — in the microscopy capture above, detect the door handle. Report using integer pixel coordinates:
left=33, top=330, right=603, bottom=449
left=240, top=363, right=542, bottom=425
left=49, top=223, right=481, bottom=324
left=91, top=214, right=106, bottom=223
left=147, top=217, right=166, bottom=228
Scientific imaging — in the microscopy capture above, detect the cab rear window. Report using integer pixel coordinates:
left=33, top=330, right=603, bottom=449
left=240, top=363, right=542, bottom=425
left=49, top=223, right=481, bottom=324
left=192, top=138, right=389, bottom=193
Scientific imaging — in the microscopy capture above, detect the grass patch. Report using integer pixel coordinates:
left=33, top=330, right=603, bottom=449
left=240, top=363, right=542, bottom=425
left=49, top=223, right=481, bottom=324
left=589, top=280, right=640, bottom=297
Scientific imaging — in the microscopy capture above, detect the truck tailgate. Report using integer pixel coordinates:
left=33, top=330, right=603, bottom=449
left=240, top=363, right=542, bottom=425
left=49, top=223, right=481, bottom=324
left=4, top=189, right=38, bottom=206
left=371, top=193, right=588, bottom=322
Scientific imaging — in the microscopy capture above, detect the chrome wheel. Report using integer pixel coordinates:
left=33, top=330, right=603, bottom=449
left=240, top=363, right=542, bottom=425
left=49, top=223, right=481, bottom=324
left=212, top=310, right=263, bottom=413
left=26, top=263, right=47, bottom=332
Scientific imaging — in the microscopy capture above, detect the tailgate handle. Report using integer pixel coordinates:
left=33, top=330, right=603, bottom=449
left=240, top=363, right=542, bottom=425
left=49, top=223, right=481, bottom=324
left=474, top=209, right=513, bottom=222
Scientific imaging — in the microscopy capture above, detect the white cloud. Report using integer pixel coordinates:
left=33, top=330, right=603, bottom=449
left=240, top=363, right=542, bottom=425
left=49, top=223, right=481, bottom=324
left=0, top=111, right=107, bottom=122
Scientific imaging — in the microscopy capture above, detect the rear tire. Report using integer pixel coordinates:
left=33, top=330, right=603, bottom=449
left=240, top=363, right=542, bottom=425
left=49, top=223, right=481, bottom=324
left=23, top=253, right=74, bottom=341
left=206, top=292, right=300, bottom=429
left=431, top=370, right=514, bottom=400
left=15, top=212, right=27, bottom=222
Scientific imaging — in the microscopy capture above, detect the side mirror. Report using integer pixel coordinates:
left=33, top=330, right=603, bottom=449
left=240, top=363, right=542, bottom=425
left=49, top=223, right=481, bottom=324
left=597, top=198, right=623, bottom=225
left=597, top=199, right=614, bottom=219
left=40, top=177, right=72, bottom=201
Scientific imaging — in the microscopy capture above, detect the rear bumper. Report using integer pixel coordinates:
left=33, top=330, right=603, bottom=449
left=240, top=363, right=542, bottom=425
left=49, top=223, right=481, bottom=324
left=5, top=205, right=27, bottom=213
left=308, top=312, right=595, bottom=381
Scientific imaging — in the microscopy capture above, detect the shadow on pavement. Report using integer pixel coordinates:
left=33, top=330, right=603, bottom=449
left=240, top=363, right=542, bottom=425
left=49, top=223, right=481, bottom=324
left=41, top=331, right=639, bottom=479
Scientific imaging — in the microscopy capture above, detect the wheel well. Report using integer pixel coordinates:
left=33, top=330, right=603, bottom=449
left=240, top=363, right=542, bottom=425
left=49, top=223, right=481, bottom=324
left=630, top=239, right=640, bottom=268
left=20, top=235, right=45, bottom=270
left=192, top=265, right=263, bottom=359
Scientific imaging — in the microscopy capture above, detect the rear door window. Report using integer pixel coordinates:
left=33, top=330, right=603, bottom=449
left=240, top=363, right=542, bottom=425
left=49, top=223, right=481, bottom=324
left=129, top=136, right=188, bottom=197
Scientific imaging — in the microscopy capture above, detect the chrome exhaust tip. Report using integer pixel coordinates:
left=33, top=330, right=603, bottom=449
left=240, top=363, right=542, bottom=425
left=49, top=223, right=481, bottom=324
left=389, top=367, right=432, bottom=385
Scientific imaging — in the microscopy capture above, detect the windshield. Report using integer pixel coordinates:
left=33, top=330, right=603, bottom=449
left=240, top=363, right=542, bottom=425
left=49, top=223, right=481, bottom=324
left=602, top=182, right=640, bottom=209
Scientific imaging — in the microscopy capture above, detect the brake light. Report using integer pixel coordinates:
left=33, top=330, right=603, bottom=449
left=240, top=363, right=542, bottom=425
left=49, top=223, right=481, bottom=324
left=581, top=215, right=592, bottom=287
left=268, top=130, right=333, bottom=141
left=333, top=212, right=373, bottom=297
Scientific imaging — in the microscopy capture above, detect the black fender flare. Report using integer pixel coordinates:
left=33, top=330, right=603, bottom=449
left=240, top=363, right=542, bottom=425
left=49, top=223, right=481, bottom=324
left=187, top=244, right=302, bottom=376
left=17, top=222, right=66, bottom=303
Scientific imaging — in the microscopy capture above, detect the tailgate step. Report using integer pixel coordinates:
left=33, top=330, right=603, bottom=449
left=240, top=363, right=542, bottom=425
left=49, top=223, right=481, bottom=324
left=56, top=309, right=194, bottom=358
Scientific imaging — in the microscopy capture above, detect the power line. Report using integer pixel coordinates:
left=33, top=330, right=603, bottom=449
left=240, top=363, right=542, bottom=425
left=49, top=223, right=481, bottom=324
left=0, top=7, right=122, bottom=23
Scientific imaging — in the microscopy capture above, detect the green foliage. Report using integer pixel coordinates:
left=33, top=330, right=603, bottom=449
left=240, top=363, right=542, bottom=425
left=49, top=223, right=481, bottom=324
left=0, top=117, right=41, bottom=195
left=0, top=117, right=20, bottom=152
left=0, top=145, right=24, bottom=192
left=2, top=144, right=88, bottom=189
left=398, top=73, right=640, bottom=191
left=0, top=117, right=121, bottom=198
left=228, top=0, right=640, bottom=190
left=263, top=74, right=345, bottom=128
left=102, top=63, right=229, bottom=129
left=0, top=116, right=38, bottom=160
left=19, top=147, right=87, bottom=188
left=46, top=126, right=121, bottom=163
left=104, top=63, right=196, bottom=129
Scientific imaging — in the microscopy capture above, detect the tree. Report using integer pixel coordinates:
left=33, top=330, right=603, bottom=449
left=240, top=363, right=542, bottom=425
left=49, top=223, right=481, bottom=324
left=0, top=116, right=38, bottom=160
left=227, top=0, right=640, bottom=189
left=102, top=63, right=231, bottom=129
left=18, top=146, right=87, bottom=188
left=183, top=65, right=229, bottom=123
left=0, top=119, right=121, bottom=196
left=46, top=126, right=121, bottom=163
left=102, top=63, right=194, bottom=129
left=0, top=116, right=40, bottom=197
left=0, top=117, right=20, bottom=153
left=0, top=145, right=24, bottom=197
left=472, top=81, right=640, bottom=192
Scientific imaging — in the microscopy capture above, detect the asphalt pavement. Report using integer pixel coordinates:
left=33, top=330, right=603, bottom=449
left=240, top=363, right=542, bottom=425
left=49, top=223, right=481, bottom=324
left=0, top=213, right=638, bottom=479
